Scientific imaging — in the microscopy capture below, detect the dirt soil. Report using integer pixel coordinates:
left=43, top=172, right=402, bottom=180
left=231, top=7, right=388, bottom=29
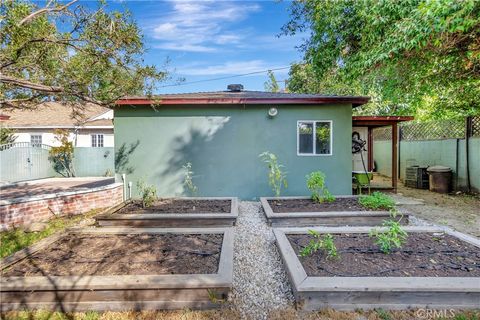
left=268, top=198, right=379, bottom=213
left=117, top=199, right=231, bottom=214
left=2, top=234, right=223, bottom=276
left=288, top=233, right=480, bottom=277
left=397, top=186, right=480, bottom=237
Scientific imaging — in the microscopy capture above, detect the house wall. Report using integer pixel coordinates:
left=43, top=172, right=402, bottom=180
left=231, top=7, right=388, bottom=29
left=12, top=129, right=114, bottom=147
left=114, top=104, right=353, bottom=200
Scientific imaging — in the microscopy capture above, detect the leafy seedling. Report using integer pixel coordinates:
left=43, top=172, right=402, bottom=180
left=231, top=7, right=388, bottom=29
left=306, top=171, right=335, bottom=203
left=370, top=210, right=408, bottom=254
left=259, top=151, right=288, bottom=197
left=300, top=230, right=338, bottom=259
left=359, top=192, right=395, bottom=210
left=136, top=180, right=157, bottom=208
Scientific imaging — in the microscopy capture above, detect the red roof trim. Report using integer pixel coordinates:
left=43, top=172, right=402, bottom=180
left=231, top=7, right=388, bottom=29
left=0, top=115, right=10, bottom=121
left=116, top=97, right=370, bottom=106
left=352, top=116, right=414, bottom=122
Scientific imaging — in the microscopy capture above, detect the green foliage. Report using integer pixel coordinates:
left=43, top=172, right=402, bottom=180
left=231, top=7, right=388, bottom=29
left=299, top=230, right=337, bottom=259
left=136, top=180, right=157, bottom=208
left=306, top=171, right=335, bottom=203
left=370, top=210, right=408, bottom=254
left=0, top=209, right=100, bottom=258
left=0, top=127, right=16, bottom=145
left=283, top=1, right=480, bottom=120
left=0, top=1, right=168, bottom=110
left=259, top=151, right=288, bottom=197
left=48, top=129, right=75, bottom=177
left=264, top=70, right=280, bottom=92
left=359, top=192, right=395, bottom=210
left=182, top=162, right=198, bottom=196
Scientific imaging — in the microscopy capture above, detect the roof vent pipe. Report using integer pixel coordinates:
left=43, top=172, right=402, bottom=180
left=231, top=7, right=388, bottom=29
left=227, top=84, right=244, bottom=92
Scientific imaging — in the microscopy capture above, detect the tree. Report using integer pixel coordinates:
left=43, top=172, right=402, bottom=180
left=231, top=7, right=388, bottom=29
left=283, top=1, right=480, bottom=120
left=49, top=129, right=75, bottom=177
left=0, top=0, right=168, bottom=113
left=264, top=70, right=280, bottom=92
left=0, top=127, right=16, bottom=145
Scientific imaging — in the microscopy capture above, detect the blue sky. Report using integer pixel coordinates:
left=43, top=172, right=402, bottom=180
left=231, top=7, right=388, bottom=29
left=110, top=1, right=306, bottom=93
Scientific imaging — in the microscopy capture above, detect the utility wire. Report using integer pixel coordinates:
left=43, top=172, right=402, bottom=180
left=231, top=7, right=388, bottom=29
left=160, top=66, right=291, bottom=88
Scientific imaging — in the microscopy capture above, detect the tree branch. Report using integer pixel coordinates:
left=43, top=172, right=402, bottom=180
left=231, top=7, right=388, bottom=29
left=17, top=0, right=78, bottom=26
left=0, top=75, right=63, bottom=93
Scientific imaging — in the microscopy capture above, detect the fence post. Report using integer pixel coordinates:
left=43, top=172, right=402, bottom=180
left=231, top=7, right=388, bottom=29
left=465, top=116, right=472, bottom=193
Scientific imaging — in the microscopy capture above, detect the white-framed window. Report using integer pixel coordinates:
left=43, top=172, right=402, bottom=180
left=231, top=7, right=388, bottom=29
left=91, top=134, right=104, bottom=147
left=297, top=120, right=333, bottom=156
left=30, top=134, right=42, bottom=147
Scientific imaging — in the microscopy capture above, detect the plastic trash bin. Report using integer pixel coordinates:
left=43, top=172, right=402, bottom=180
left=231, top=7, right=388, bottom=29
left=427, top=166, right=452, bottom=194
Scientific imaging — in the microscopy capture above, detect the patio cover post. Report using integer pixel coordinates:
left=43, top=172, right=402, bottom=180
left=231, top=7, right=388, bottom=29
left=392, top=122, right=398, bottom=191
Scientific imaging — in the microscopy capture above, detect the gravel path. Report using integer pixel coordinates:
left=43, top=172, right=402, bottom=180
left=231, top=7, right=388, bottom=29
left=230, top=201, right=294, bottom=320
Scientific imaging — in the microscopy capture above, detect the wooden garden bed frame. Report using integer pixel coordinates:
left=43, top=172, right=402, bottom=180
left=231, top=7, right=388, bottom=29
left=95, top=197, right=238, bottom=227
left=274, top=226, right=480, bottom=311
left=0, top=227, right=234, bottom=312
left=261, top=196, right=409, bottom=227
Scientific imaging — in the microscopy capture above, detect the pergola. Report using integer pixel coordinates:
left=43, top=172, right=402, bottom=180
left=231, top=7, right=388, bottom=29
left=352, top=116, right=414, bottom=191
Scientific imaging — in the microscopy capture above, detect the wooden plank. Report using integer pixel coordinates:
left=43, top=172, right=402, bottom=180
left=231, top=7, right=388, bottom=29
left=274, top=226, right=480, bottom=311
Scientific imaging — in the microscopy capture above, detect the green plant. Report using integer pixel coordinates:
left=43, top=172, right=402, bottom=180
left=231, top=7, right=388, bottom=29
left=299, top=230, right=337, bottom=259
left=359, top=192, right=395, bottom=210
left=259, top=151, right=288, bottom=197
left=207, top=289, right=226, bottom=304
left=0, top=127, right=16, bottom=145
left=370, top=210, right=408, bottom=254
left=306, top=171, right=335, bottom=203
left=48, top=129, right=75, bottom=177
left=182, top=162, right=198, bottom=196
left=136, top=180, right=157, bottom=208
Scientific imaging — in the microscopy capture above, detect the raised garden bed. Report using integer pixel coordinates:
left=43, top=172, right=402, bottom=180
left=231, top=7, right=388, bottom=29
left=95, top=197, right=238, bottom=227
left=274, top=226, right=480, bottom=311
left=261, top=196, right=409, bottom=227
left=0, top=227, right=234, bottom=311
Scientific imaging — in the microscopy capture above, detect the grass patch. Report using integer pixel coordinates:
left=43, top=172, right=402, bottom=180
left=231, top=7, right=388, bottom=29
left=0, top=209, right=102, bottom=259
left=359, top=192, right=395, bottom=210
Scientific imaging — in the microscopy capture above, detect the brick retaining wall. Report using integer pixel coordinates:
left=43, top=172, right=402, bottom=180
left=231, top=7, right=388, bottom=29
left=0, top=183, right=124, bottom=230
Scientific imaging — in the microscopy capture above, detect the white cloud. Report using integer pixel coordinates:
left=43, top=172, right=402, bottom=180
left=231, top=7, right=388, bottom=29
left=149, top=1, right=260, bottom=52
left=177, top=60, right=285, bottom=76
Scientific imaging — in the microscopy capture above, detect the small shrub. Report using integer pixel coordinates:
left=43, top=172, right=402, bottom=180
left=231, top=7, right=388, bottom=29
left=48, top=129, right=75, bottom=177
left=182, top=162, right=198, bottom=196
left=359, top=192, right=395, bottom=210
left=136, top=180, right=157, bottom=208
left=370, top=209, right=408, bottom=254
left=306, top=171, right=335, bottom=203
left=259, top=151, right=288, bottom=197
left=299, top=230, right=338, bottom=259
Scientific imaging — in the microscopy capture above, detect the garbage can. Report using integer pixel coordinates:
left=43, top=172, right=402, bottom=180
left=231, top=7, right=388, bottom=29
left=427, top=166, right=452, bottom=194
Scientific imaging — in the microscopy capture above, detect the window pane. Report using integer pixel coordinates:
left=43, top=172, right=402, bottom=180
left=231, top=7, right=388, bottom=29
left=315, top=122, right=331, bottom=155
left=98, top=135, right=104, bottom=147
left=31, top=135, right=42, bottom=147
left=91, top=135, right=97, bottom=147
left=298, top=122, right=313, bottom=154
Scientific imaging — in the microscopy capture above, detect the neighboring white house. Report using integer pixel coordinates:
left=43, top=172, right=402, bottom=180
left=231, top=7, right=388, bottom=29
left=0, top=102, right=114, bottom=147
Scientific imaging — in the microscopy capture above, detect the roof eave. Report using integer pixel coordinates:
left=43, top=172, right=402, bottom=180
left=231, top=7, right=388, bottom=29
left=115, top=97, right=370, bottom=107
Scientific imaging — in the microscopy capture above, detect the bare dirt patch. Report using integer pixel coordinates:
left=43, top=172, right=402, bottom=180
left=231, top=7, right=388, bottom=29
left=268, top=198, right=378, bottom=213
left=2, top=234, right=223, bottom=276
left=288, top=233, right=480, bottom=277
left=117, top=199, right=231, bottom=214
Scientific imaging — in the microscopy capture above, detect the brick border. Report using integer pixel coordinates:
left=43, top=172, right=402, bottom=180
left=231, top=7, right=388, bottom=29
left=0, top=183, right=124, bottom=230
left=274, top=226, right=480, bottom=311
left=260, top=196, right=409, bottom=227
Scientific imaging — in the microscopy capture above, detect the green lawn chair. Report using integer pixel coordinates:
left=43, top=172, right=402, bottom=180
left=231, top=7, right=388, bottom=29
left=352, top=171, right=373, bottom=195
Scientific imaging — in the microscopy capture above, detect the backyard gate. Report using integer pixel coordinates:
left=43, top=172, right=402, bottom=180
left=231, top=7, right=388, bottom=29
left=0, top=142, right=54, bottom=183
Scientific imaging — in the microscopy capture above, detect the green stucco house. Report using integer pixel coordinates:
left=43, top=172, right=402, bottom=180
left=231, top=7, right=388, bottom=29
left=114, top=85, right=369, bottom=200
